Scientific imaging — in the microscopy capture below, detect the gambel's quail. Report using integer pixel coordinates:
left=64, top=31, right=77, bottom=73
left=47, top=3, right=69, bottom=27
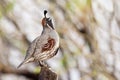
left=18, top=10, right=59, bottom=68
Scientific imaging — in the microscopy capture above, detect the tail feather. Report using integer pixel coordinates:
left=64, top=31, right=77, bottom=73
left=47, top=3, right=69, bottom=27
left=17, top=61, right=25, bottom=68
left=17, top=57, right=35, bottom=68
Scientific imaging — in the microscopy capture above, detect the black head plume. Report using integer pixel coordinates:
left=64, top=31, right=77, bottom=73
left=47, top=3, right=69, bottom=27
left=44, top=10, right=47, bottom=18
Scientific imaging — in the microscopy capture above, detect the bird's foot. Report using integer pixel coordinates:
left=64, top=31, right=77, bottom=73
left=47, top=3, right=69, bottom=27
left=38, top=61, right=50, bottom=68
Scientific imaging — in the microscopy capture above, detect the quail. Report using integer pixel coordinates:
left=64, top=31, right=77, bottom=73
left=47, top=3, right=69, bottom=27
left=17, top=10, right=59, bottom=68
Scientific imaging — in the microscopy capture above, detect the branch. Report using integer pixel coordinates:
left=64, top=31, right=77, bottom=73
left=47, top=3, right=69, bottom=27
left=39, top=66, right=58, bottom=80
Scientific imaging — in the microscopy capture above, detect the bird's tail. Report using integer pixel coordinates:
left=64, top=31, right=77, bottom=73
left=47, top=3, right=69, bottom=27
left=17, top=57, right=34, bottom=68
left=17, top=61, right=25, bottom=68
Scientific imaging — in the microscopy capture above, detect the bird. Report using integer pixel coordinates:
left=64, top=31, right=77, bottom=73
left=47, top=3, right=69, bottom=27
left=17, top=10, right=59, bottom=68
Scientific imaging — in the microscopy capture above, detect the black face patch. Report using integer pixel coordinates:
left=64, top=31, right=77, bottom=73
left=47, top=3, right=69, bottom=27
left=46, top=18, right=54, bottom=29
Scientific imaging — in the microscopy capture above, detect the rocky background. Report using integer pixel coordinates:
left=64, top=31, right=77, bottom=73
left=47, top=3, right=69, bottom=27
left=0, top=0, right=120, bottom=80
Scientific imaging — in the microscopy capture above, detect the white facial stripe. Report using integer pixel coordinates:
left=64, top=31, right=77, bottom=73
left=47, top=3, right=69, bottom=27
left=47, top=24, right=53, bottom=30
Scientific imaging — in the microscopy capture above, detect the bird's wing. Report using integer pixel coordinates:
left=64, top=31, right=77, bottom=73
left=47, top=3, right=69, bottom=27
left=33, top=37, right=57, bottom=60
left=17, top=36, right=40, bottom=68
left=41, top=38, right=55, bottom=52
left=25, top=36, right=40, bottom=60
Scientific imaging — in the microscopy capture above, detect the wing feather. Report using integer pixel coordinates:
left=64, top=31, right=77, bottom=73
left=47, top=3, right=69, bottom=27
left=33, top=37, right=56, bottom=60
left=25, top=36, right=40, bottom=59
left=41, top=38, right=55, bottom=52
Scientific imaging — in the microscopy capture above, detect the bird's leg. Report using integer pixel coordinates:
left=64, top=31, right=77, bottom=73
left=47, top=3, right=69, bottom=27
left=38, top=61, right=44, bottom=67
left=38, top=61, right=50, bottom=68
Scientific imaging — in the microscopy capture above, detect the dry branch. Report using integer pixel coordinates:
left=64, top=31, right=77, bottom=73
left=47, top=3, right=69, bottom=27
left=39, top=66, right=57, bottom=80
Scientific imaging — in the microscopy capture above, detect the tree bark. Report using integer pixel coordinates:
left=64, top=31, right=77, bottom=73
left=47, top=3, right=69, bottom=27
left=39, top=66, right=57, bottom=80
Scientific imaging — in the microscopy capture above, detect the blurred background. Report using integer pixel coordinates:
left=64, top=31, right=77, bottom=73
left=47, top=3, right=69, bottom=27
left=0, top=0, right=120, bottom=80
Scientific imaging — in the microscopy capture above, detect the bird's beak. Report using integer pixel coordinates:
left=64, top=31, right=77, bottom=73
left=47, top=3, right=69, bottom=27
left=17, top=57, right=34, bottom=68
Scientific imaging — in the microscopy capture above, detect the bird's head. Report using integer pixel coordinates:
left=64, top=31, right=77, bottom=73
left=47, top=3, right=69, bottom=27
left=41, top=10, right=54, bottom=29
